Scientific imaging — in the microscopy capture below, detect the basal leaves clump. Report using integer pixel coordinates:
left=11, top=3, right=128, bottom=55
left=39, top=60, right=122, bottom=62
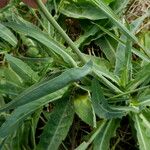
left=0, top=0, right=150, bottom=150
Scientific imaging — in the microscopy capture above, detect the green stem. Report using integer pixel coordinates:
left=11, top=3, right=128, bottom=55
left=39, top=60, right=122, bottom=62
left=30, top=8, right=47, bottom=32
left=36, top=0, right=87, bottom=64
left=108, top=85, right=150, bottom=100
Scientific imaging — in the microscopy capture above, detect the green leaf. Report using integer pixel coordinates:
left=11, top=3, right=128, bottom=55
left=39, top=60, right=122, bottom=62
left=0, top=61, right=92, bottom=112
left=75, top=142, right=88, bottom=150
left=120, top=38, right=132, bottom=87
left=73, top=25, right=100, bottom=49
left=95, top=36, right=116, bottom=65
left=93, top=70, right=123, bottom=94
left=112, top=0, right=129, bottom=15
left=132, top=48, right=150, bottom=63
left=59, top=0, right=106, bottom=20
left=93, top=119, right=120, bottom=150
left=1, top=113, right=40, bottom=150
left=75, top=121, right=106, bottom=150
left=114, top=35, right=129, bottom=75
left=91, top=79, right=126, bottom=119
left=103, top=0, right=115, bottom=5
left=0, top=88, right=67, bottom=139
left=5, top=54, right=40, bottom=83
left=138, top=95, right=150, bottom=108
left=93, top=22, right=150, bottom=63
left=90, top=0, right=139, bottom=43
left=0, top=80, right=24, bottom=96
left=139, top=112, right=150, bottom=138
left=92, top=60, right=122, bottom=94
left=0, top=23, right=17, bottom=47
left=93, top=63, right=118, bottom=85
left=3, top=67, right=23, bottom=86
left=37, top=93, right=74, bottom=150
left=73, top=93, right=96, bottom=127
left=132, top=114, right=150, bottom=150
left=140, top=31, right=150, bottom=57
left=4, top=19, right=77, bottom=67
left=127, top=63, right=150, bottom=90
left=130, top=12, right=149, bottom=34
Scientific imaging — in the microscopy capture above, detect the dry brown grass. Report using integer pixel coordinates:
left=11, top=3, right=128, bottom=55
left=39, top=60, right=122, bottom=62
left=125, top=0, right=150, bottom=32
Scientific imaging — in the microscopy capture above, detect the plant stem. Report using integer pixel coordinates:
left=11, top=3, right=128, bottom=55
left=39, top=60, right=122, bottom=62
left=108, top=85, right=150, bottom=100
left=36, top=0, right=87, bottom=64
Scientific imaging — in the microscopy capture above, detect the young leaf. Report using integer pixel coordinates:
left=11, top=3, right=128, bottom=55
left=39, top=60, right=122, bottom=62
left=37, top=93, right=74, bottom=150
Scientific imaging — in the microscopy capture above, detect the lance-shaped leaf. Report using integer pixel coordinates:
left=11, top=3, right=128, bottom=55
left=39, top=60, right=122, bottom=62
left=127, top=63, right=150, bottom=91
left=0, top=61, right=92, bottom=112
left=90, top=0, right=139, bottom=43
left=94, top=22, right=150, bottom=63
left=95, top=36, right=116, bottom=65
left=132, top=114, right=150, bottom=150
left=5, top=54, right=40, bottom=83
left=0, top=88, right=67, bottom=139
left=0, top=23, right=17, bottom=47
left=3, top=66, right=22, bottom=86
left=139, top=111, right=150, bottom=138
left=4, top=19, right=76, bottom=67
left=93, top=119, right=120, bottom=150
left=37, top=93, right=74, bottom=150
left=138, top=95, right=150, bottom=108
left=59, top=0, right=106, bottom=20
left=91, top=79, right=126, bottom=119
left=0, top=80, right=24, bottom=96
